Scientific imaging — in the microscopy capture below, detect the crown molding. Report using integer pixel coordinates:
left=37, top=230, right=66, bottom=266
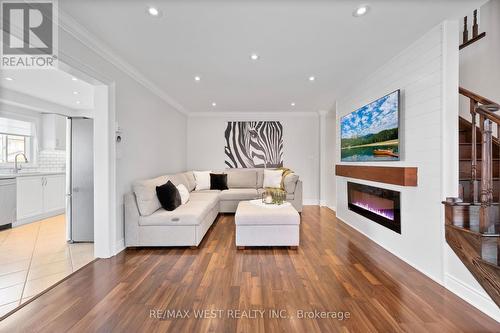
left=188, top=111, right=320, bottom=118
left=57, top=9, right=189, bottom=115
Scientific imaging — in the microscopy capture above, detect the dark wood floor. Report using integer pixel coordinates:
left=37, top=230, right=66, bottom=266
left=1, top=207, right=499, bottom=332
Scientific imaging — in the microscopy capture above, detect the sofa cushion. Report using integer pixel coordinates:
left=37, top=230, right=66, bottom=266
left=284, top=173, right=299, bottom=194
left=219, top=188, right=258, bottom=201
left=210, top=173, right=228, bottom=190
left=183, top=171, right=196, bottom=191
left=170, top=173, right=190, bottom=190
left=176, top=184, right=190, bottom=204
left=227, top=170, right=257, bottom=188
left=192, top=189, right=221, bottom=194
left=194, top=170, right=211, bottom=191
left=263, top=169, right=283, bottom=188
left=139, top=193, right=219, bottom=226
left=133, top=175, right=168, bottom=216
left=156, top=181, right=181, bottom=211
left=256, top=169, right=264, bottom=188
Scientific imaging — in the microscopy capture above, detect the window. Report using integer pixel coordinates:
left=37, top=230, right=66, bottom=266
left=0, top=117, right=34, bottom=164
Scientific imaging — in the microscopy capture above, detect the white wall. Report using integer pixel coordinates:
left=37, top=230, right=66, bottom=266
left=58, top=24, right=188, bottom=249
left=187, top=112, right=320, bottom=203
left=335, top=17, right=446, bottom=280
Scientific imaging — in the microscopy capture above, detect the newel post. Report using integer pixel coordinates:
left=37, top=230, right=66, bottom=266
left=479, top=117, right=494, bottom=233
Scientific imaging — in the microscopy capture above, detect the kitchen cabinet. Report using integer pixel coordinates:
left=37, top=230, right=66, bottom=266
left=43, top=175, right=66, bottom=212
left=42, top=114, right=66, bottom=150
left=16, top=176, right=44, bottom=220
left=16, top=174, right=65, bottom=221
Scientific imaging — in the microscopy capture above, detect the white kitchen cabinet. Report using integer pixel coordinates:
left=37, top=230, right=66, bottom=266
left=16, top=176, right=44, bottom=220
left=43, top=175, right=66, bottom=212
left=42, top=114, right=67, bottom=150
left=16, top=174, right=66, bottom=222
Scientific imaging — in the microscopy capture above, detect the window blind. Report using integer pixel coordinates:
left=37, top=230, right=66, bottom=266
left=0, top=117, right=33, bottom=136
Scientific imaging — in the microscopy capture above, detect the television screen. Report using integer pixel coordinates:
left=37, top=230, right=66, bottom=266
left=340, top=90, right=400, bottom=162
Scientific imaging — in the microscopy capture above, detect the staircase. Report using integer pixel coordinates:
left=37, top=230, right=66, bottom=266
left=444, top=87, right=500, bottom=307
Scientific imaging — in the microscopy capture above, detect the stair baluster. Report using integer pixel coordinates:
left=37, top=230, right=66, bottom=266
left=471, top=101, right=478, bottom=203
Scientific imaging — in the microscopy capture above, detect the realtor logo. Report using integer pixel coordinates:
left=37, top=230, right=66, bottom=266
left=1, top=0, right=58, bottom=68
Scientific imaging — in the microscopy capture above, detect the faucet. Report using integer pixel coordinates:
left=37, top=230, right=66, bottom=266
left=14, top=153, right=28, bottom=174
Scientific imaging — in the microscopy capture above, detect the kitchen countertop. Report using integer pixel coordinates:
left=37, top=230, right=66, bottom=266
left=0, top=172, right=65, bottom=179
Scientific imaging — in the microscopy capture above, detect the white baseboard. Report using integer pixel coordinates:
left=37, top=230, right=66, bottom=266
left=13, top=209, right=65, bottom=227
left=303, top=199, right=319, bottom=205
left=114, top=238, right=125, bottom=255
left=444, top=273, right=500, bottom=323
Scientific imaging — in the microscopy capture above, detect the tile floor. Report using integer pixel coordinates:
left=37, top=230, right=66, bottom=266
left=0, top=215, right=94, bottom=317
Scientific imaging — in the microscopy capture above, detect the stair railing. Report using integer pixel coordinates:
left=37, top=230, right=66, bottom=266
left=460, top=87, right=500, bottom=233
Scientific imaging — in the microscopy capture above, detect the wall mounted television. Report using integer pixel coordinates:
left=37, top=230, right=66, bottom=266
left=340, top=90, right=400, bottom=162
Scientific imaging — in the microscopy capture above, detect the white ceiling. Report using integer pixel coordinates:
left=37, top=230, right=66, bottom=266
left=61, top=0, right=484, bottom=113
left=0, top=68, right=95, bottom=110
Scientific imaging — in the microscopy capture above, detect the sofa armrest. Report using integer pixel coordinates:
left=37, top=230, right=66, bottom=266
left=291, top=180, right=303, bottom=212
left=124, top=192, right=140, bottom=246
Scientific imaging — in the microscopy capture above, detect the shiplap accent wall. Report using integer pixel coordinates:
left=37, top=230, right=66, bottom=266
left=333, top=21, right=500, bottom=321
left=336, top=22, right=447, bottom=281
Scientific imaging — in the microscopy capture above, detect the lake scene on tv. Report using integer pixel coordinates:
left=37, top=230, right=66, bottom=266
left=341, top=90, right=399, bottom=161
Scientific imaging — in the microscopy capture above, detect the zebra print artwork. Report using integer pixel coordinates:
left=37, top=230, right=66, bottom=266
left=224, top=121, right=284, bottom=168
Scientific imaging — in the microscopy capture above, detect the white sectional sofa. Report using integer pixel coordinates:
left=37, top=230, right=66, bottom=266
left=124, top=169, right=302, bottom=247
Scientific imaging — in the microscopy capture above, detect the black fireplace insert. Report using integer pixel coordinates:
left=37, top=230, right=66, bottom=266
left=347, top=182, right=401, bottom=234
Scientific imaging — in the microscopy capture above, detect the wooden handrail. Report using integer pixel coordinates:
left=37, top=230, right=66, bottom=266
left=475, top=106, right=500, bottom=125
left=460, top=87, right=499, bottom=107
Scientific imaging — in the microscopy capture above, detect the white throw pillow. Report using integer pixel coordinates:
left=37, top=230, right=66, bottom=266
left=263, top=169, right=283, bottom=188
left=193, top=170, right=211, bottom=191
left=176, top=184, right=190, bottom=205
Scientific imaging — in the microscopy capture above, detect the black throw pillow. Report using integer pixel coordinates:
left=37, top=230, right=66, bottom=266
left=156, top=180, right=181, bottom=211
left=210, top=173, right=228, bottom=190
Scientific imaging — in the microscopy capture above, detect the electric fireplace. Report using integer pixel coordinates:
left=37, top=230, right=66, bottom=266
left=347, top=182, right=401, bottom=234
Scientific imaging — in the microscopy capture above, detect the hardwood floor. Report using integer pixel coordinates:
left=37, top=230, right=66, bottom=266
left=1, top=206, right=498, bottom=332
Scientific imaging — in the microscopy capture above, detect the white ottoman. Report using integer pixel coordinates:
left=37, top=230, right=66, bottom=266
left=235, top=200, right=300, bottom=249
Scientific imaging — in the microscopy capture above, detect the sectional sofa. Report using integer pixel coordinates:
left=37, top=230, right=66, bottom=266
left=124, top=169, right=302, bottom=247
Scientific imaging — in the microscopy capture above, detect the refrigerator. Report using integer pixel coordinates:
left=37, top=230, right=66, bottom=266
left=66, top=117, right=94, bottom=242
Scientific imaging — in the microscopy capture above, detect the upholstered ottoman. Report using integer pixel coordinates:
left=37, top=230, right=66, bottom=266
left=235, top=200, right=300, bottom=249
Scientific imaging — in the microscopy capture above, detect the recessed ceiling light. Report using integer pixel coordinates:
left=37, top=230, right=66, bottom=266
left=4, top=77, right=13, bottom=81
left=308, top=76, right=315, bottom=81
left=353, top=5, right=370, bottom=17
left=194, top=76, right=201, bottom=81
left=71, top=77, right=77, bottom=81
left=147, top=6, right=160, bottom=17
left=211, top=102, right=217, bottom=107
left=250, top=53, right=259, bottom=60
left=291, top=102, right=296, bottom=107
left=76, top=101, right=81, bottom=104
left=73, top=91, right=79, bottom=95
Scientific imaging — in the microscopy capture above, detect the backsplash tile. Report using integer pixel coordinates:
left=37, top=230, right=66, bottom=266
left=37, top=150, right=66, bottom=172
left=0, top=150, right=66, bottom=173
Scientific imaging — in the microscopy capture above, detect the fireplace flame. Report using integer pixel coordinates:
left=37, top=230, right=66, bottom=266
left=352, top=201, right=394, bottom=220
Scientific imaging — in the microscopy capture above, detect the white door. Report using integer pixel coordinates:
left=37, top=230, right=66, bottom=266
left=17, top=176, right=44, bottom=220
left=43, top=175, right=65, bottom=212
